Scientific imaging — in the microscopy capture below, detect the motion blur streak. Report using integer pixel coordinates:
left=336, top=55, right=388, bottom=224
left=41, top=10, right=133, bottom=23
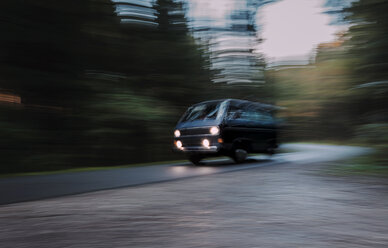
left=187, top=0, right=266, bottom=86
left=0, top=0, right=388, bottom=247
left=0, top=0, right=387, bottom=174
left=113, top=0, right=158, bottom=26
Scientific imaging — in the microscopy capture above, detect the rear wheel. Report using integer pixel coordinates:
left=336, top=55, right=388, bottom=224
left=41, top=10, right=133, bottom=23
left=266, top=140, right=277, bottom=156
left=266, top=147, right=276, bottom=155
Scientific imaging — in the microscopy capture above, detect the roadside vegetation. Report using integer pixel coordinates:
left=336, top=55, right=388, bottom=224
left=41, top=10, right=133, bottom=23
left=272, top=0, right=388, bottom=176
left=327, top=147, right=388, bottom=176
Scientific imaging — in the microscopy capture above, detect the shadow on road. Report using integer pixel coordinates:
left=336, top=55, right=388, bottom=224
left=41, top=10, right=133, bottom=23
left=191, top=157, right=273, bottom=167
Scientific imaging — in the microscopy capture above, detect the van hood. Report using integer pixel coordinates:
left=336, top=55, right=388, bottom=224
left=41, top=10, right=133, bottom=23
left=175, top=119, right=221, bottom=129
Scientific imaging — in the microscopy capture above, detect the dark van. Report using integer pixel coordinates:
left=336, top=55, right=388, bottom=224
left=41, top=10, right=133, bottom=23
left=173, top=99, right=279, bottom=164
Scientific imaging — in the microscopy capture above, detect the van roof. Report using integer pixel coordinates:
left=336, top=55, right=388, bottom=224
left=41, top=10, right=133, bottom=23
left=192, top=99, right=279, bottom=111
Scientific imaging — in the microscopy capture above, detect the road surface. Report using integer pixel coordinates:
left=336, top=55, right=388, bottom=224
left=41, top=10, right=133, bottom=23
left=0, top=144, right=368, bottom=205
left=2, top=144, right=387, bottom=247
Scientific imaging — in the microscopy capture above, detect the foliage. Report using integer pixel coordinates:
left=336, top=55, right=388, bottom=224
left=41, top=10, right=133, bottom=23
left=0, top=0, right=271, bottom=173
left=1, top=0, right=387, bottom=173
left=268, top=0, right=388, bottom=143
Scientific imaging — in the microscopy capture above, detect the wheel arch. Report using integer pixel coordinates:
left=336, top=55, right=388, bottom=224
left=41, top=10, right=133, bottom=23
left=231, top=138, right=253, bottom=153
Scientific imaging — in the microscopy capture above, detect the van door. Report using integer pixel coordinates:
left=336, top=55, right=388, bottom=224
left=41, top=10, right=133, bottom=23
left=223, top=105, right=251, bottom=150
left=243, top=110, right=276, bottom=152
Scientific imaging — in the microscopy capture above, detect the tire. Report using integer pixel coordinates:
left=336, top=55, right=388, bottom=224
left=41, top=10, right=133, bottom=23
left=266, top=140, right=277, bottom=156
left=188, top=155, right=202, bottom=165
left=232, top=148, right=247, bottom=163
left=266, top=147, right=276, bottom=156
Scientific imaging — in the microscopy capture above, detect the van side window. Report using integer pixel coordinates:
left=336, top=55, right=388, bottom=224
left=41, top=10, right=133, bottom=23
left=226, top=105, right=274, bottom=124
left=226, top=106, right=241, bottom=120
left=241, top=110, right=274, bottom=123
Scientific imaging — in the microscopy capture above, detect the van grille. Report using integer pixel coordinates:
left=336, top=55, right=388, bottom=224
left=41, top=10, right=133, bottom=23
left=180, top=127, right=210, bottom=136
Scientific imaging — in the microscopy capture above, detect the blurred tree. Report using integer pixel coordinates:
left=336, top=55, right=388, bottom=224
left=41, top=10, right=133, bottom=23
left=0, top=0, right=215, bottom=172
left=266, top=0, right=388, bottom=142
left=343, top=0, right=388, bottom=124
left=83, top=0, right=213, bottom=164
left=267, top=31, right=354, bottom=141
left=0, top=0, right=90, bottom=107
left=0, top=0, right=94, bottom=172
left=0, top=0, right=279, bottom=173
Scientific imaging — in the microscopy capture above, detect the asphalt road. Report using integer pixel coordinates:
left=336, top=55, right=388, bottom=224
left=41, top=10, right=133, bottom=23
left=1, top=144, right=387, bottom=248
left=0, top=144, right=369, bottom=205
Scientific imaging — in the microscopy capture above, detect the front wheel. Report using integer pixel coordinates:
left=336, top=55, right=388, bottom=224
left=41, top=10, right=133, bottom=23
left=231, top=148, right=247, bottom=163
left=188, top=155, right=202, bottom=165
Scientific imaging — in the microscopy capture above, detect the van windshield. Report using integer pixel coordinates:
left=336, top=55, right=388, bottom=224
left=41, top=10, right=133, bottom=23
left=180, top=102, right=221, bottom=122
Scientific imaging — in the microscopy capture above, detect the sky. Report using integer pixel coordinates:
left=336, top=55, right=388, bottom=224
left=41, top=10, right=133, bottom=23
left=187, top=0, right=347, bottom=64
left=257, top=0, right=346, bottom=63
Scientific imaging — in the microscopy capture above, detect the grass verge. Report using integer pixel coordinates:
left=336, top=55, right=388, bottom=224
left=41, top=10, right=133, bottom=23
left=328, top=147, right=388, bottom=177
left=0, top=159, right=188, bottom=179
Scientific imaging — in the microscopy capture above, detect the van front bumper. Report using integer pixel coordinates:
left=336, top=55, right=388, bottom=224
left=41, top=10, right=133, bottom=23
left=174, top=145, right=219, bottom=153
left=173, top=135, right=222, bottom=154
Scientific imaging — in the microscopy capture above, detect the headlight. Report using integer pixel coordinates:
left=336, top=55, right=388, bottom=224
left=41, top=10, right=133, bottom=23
left=209, top=126, right=219, bottom=135
left=174, top=130, right=181, bottom=137
left=202, top=139, right=210, bottom=148
left=176, top=140, right=183, bottom=149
